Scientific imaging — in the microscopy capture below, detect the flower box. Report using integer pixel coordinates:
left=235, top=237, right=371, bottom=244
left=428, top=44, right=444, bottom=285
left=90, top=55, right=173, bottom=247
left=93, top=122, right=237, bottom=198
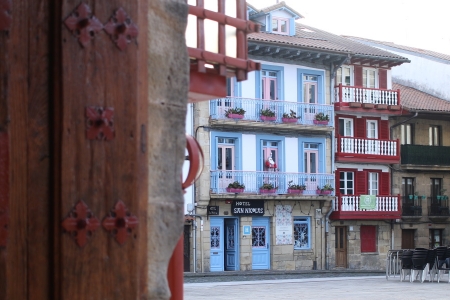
left=313, top=120, right=328, bottom=125
left=362, top=103, right=375, bottom=109
left=287, top=189, right=304, bottom=194
left=260, top=116, right=276, bottom=122
left=316, top=190, right=332, bottom=195
left=388, top=105, right=400, bottom=111
left=226, top=187, right=244, bottom=193
left=348, top=102, right=362, bottom=108
left=282, top=118, right=298, bottom=123
left=227, top=113, right=244, bottom=119
left=375, top=104, right=388, bottom=110
left=260, top=188, right=277, bottom=194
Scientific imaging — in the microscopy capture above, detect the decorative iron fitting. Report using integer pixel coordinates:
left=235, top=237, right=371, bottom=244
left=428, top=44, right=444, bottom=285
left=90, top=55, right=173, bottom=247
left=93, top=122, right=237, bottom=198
left=85, top=106, right=115, bottom=141
left=104, top=7, right=138, bottom=51
left=0, top=0, right=12, bottom=31
left=64, top=2, right=103, bottom=47
left=61, top=201, right=100, bottom=247
left=102, top=200, right=138, bottom=245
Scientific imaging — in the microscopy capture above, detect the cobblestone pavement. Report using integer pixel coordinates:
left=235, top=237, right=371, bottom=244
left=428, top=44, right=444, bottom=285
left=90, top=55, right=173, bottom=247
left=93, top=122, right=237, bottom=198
left=184, top=275, right=449, bottom=300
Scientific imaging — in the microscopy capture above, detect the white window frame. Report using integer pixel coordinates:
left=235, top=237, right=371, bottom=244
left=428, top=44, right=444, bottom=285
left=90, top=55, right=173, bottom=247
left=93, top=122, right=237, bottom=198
left=362, top=68, right=378, bottom=89
left=401, top=124, right=413, bottom=145
left=336, top=66, right=352, bottom=86
left=339, top=171, right=354, bottom=195
left=368, top=172, right=379, bottom=196
left=271, top=17, right=289, bottom=35
left=293, top=217, right=311, bottom=249
left=339, top=118, right=354, bottom=137
left=366, top=120, right=378, bottom=139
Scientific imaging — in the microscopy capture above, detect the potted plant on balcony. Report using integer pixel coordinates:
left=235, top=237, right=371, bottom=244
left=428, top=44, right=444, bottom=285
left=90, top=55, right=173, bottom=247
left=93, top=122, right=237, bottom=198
left=287, top=180, right=306, bottom=194
left=226, top=181, right=245, bottom=193
left=282, top=110, right=300, bottom=123
left=438, top=189, right=448, bottom=200
left=259, top=183, right=277, bottom=194
left=316, top=184, right=334, bottom=195
left=260, top=108, right=276, bottom=121
left=313, top=112, right=329, bottom=125
left=225, top=107, right=245, bottom=119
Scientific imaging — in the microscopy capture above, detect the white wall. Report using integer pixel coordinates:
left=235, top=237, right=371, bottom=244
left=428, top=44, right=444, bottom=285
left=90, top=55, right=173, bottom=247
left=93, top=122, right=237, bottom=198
left=184, top=103, right=194, bottom=214
left=284, top=137, right=298, bottom=173
left=242, top=134, right=256, bottom=171
left=272, top=10, right=293, bottom=19
left=241, top=70, right=255, bottom=99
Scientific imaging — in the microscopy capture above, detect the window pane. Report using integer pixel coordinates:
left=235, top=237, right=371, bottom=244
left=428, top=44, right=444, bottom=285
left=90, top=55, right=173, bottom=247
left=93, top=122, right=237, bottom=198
left=344, top=68, right=351, bottom=85
left=218, top=147, right=222, bottom=169
left=280, top=20, right=287, bottom=32
left=272, top=19, right=278, bottom=32
left=225, top=148, right=232, bottom=170
left=270, top=80, right=276, bottom=100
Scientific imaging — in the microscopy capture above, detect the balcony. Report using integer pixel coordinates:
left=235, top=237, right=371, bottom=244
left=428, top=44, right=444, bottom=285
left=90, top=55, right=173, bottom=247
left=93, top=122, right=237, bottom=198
left=428, top=196, right=450, bottom=221
left=209, top=97, right=334, bottom=133
left=334, top=84, right=401, bottom=115
left=210, top=170, right=334, bottom=199
left=401, top=145, right=450, bottom=171
left=330, top=195, right=401, bottom=220
left=335, top=136, right=400, bottom=164
left=401, top=196, right=423, bottom=219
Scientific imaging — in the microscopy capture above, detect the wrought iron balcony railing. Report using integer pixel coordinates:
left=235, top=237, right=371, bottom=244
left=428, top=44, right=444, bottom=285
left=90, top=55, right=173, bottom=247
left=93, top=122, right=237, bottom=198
left=428, top=196, right=450, bottom=216
left=210, top=170, right=334, bottom=195
left=401, top=145, right=450, bottom=166
left=401, top=196, right=422, bottom=217
left=210, top=97, right=334, bottom=127
left=333, top=195, right=400, bottom=212
left=334, top=84, right=400, bottom=106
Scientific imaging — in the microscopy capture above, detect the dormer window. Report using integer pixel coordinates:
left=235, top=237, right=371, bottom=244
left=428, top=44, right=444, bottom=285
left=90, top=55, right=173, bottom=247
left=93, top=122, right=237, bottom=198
left=272, top=17, right=289, bottom=35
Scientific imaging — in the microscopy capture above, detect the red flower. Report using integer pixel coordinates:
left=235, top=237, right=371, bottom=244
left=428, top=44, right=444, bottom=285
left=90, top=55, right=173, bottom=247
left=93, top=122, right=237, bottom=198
left=265, top=159, right=277, bottom=168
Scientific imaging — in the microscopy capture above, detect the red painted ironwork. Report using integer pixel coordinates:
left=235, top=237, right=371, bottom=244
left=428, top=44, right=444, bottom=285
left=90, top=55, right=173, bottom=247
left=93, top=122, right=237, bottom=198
left=102, top=200, right=138, bottom=245
left=0, top=132, right=8, bottom=247
left=104, top=7, right=138, bottom=51
left=61, top=201, right=100, bottom=247
left=85, top=106, right=115, bottom=141
left=182, top=135, right=204, bottom=192
left=64, top=3, right=103, bottom=47
left=0, top=0, right=12, bottom=31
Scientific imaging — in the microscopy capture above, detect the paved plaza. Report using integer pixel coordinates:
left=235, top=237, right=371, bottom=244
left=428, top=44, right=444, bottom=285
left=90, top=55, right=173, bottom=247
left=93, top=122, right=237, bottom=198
left=184, top=276, right=450, bottom=300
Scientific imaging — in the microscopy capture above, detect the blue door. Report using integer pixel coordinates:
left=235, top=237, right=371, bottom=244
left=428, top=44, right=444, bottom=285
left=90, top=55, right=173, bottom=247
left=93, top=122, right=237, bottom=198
left=210, top=218, right=224, bottom=271
left=225, top=218, right=239, bottom=271
left=252, top=217, right=270, bottom=269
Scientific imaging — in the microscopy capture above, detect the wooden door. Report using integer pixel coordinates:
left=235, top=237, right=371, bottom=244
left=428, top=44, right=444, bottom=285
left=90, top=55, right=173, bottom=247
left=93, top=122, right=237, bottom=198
left=401, top=229, right=415, bottom=250
left=335, top=226, right=347, bottom=268
left=184, top=225, right=191, bottom=272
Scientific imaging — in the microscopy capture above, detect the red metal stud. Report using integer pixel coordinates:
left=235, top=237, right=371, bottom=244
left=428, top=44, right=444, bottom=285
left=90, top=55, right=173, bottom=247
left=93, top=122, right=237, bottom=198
left=63, top=2, right=103, bottom=47
left=0, top=0, right=12, bottom=31
left=85, top=106, right=115, bottom=141
left=102, top=200, right=138, bottom=245
left=104, top=7, right=138, bottom=51
left=61, top=201, right=100, bottom=247
left=0, top=132, right=9, bottom=247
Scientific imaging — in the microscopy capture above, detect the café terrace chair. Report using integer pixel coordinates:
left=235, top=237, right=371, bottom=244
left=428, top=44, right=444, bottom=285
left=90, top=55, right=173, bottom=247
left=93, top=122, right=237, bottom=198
left=410, top=249, right=429, bottom=283
left=400, top=250, right=413, bottom=282
left=437, top=247, right=450, bottom=283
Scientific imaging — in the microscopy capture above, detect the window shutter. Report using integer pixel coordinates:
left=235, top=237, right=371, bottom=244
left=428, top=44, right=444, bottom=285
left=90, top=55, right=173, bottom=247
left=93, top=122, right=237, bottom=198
left=318, top=144, right=324, bottom=173
left=380, top=172, right=390, bottom=195
left=354, top=66, right=363, bottom=87
left=380, top=120, right=389, bottom=140
left=355, top=118, right=366, bottom=138
left=361, top=225, right=376, bottom=252
left=289, top=18, right=295, bottom=36
left=378, top=69, right=387, bottom=89
left=335, top=170, right=341, bottom=196
left=356, top=171, right=367, bottom=195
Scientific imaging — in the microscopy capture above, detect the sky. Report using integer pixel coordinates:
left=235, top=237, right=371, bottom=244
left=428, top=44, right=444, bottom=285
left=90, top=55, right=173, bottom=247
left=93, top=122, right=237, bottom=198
left=247, top=0, right=450, bottom=55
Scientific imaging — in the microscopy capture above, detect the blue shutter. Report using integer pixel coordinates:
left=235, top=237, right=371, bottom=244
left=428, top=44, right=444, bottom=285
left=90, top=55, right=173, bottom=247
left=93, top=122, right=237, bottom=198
left=289, top=18, right=295, bottom=36
left=318, top=143, right=324, bottom=173
left=267, top=14, right=272, bottom=32
left=277, top=71, right=283, bottom=100
left=255, top=70, right=261, bottom=99
left=318, top=76, right=323, bottom=104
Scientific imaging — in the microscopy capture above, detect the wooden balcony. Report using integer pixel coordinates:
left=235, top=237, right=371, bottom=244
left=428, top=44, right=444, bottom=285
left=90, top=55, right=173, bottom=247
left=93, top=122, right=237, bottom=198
left=401, top=145, right=450, bottom=171
left=335, top=136, right=400, bottom=164
left=210, top=170, right=334, bottom=200
left=334, top=84, right=402, bottom=115
left=330, top=195, right=401, bottom=220
left=209, top=97, right=334, bottom=133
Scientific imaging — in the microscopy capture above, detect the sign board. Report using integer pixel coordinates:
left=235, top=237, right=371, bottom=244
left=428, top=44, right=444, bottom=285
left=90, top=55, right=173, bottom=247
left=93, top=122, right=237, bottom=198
left=360, top=195, right=376, bottom=210
left=207, top=205, right=219, bottom=215
left=243, top=225, right=251, bottom=235
left=232, top=200, right=264, bottom=216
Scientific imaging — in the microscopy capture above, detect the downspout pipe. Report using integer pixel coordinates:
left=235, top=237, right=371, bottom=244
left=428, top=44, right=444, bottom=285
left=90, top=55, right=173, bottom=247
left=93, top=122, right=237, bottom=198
left=325, top=205, right=333, bottom=270
left=388, top=111, right=418, bottom=250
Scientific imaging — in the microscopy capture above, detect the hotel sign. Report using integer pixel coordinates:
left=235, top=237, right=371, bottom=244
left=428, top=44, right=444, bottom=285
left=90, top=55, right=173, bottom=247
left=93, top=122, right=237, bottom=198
left=232, top=200, right=264, bottom=216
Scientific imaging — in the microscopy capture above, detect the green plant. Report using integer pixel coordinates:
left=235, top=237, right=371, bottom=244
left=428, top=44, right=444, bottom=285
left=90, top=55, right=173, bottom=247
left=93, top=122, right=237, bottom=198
left=260, top=183, right=277, bottom=190
left=282, top=110, right=300, bottom=119
left=318, top=183, right=334, bottom=191
left=288, top=180, right=306, bottom=190
left=314, top=112, right=329, bottom=121
left=225, top=107, right=246, bottom=117
left=260, top=108, right=276, bottom=117
left=227, top=181, right=245, bottom=189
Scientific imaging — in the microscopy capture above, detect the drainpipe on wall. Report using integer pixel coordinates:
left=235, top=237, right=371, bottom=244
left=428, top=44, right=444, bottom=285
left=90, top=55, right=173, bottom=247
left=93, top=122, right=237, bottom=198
left=190, top=214, right=203, bottom=273
left=325, top=206, right=334, bottom=270
left=389, top=111, right=419, bottom=250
